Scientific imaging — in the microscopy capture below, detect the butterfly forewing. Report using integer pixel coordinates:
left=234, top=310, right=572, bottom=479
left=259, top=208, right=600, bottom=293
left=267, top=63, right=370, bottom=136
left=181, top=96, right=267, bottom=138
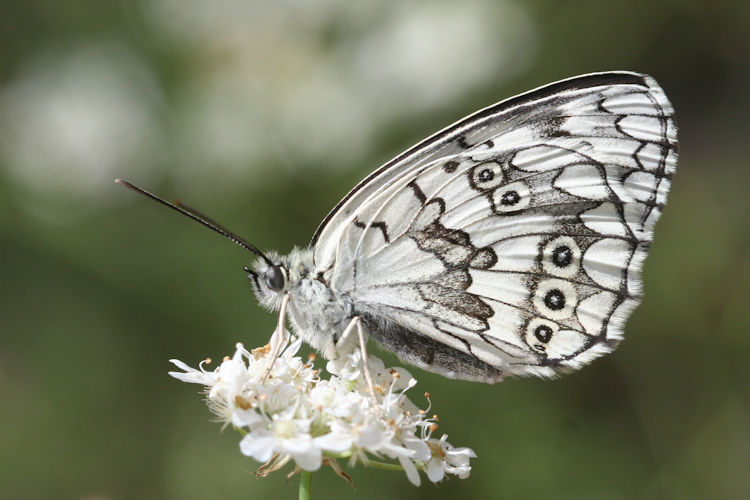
left=313, top=72, right=677, bottom=380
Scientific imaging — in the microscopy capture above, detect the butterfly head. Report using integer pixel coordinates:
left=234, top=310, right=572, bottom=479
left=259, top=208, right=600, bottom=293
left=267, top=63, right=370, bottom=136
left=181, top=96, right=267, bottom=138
left=246, top=247, right=317, bottom=310
left=245, top=252, right=291, bottom=310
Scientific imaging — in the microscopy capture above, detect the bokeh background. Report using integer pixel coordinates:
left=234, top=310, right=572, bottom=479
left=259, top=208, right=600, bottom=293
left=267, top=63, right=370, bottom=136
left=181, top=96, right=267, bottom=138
left=1, top=1, right=748, bottom=499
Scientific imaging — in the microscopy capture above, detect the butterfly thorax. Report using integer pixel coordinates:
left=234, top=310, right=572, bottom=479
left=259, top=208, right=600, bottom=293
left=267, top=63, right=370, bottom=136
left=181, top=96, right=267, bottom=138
left=252, top=246, right=355, bottom=359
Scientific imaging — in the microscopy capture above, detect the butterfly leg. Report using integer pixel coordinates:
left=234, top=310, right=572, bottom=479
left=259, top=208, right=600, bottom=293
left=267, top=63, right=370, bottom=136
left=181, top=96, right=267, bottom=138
left=355, top=317, right=380, bottom=407
left=334, top=315, right=360, bottom=352
left=336, top=316, right=380, bottom=407
left=260, top=293, right=290, bottom=383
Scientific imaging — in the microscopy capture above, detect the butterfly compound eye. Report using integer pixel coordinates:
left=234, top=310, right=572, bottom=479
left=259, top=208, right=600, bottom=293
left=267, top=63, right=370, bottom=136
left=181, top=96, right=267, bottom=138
left=263, top=265, right=286, bottom=292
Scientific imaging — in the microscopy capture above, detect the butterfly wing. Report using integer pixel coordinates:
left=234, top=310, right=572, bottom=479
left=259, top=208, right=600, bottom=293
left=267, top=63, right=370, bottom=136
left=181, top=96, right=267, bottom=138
left=312, top=72, right=677, bottom=381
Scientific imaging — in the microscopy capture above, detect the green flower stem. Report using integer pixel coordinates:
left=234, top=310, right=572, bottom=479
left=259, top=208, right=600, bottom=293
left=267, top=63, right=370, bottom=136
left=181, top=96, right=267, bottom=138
left=299, top=470, right=312, bottom=500
left=366, top=460, right=411, bottom=471
left=324, top=452, right=418, bottom=472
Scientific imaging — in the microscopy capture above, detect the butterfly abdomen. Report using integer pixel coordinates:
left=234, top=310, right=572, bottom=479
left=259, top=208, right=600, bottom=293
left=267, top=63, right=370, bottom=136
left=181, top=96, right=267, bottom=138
left=359, top=314, right=504, bottom=383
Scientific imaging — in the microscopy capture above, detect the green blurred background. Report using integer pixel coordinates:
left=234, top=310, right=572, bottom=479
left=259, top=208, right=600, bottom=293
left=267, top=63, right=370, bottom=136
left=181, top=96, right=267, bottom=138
left=1, top=1, right=748, bottom=499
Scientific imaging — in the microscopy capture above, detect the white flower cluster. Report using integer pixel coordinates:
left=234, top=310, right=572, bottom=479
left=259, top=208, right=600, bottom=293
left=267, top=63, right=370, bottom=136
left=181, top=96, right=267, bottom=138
left=169, top=337, right=476, bottom=486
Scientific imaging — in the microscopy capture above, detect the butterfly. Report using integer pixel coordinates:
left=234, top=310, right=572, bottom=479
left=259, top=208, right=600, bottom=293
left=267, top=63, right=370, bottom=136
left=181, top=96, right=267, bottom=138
left=118, top=71, right=677, bottom=383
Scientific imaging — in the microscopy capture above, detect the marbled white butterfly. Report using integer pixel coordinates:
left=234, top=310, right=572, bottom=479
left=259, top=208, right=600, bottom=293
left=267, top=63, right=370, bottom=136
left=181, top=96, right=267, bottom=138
left=118, top=71, right=677, bottom=382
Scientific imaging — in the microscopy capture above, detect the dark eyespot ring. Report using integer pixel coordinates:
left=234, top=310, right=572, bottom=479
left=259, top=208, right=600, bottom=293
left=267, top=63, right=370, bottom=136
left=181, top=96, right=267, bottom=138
left=543, top=289, right=565, bottom=310
left=478, top=168, right=494, bottom=182
left=500, top=190, right=520, bottom=206
left=264, top=265, right=285, bottom=292
left=534, top=325, right=553, bottom=343
left=552, top=245, right=572, bottom=267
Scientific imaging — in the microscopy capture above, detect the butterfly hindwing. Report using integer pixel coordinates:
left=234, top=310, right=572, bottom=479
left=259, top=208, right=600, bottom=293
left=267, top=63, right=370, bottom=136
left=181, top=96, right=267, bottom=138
left=313, top=72, right=677, bottom=381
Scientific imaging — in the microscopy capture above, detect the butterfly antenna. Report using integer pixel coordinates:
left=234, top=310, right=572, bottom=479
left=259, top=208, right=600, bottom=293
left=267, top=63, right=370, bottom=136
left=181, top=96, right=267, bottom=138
left=173, top=198, right=228, bottom=231
left=115, top=179, right=274, bottom=266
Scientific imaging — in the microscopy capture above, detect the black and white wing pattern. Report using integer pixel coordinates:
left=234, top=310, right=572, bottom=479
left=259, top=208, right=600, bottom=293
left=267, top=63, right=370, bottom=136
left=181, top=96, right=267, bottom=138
left=312, top=72, right=677, bottom=381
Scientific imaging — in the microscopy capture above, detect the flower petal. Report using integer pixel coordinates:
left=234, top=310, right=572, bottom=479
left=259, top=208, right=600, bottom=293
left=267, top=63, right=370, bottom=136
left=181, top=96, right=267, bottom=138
left=398, top=455, right=421, bottom=487
left=291, top=448, right=322, bottom=471
left=426, top=457, right=445, bottom=483
left=239, top=433, right=275, bottom=463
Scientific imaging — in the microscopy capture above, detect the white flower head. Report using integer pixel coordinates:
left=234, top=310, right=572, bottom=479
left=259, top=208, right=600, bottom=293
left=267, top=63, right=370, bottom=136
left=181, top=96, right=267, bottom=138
left=240, top=413, right=321, bottom=471
left=169, top=334, right=476, bottom=487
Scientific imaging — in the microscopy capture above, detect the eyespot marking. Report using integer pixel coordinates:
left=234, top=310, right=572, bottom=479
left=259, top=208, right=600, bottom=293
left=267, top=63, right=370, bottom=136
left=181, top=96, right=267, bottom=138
left=469, top=161, right=504, bottom=190
left=533, top=279, right=578, bottom=320
left=542, top=236, right=581, bottom=278
left=543, top=289, right=566, bottom=310
left=492, top=180, right=531, bottom=214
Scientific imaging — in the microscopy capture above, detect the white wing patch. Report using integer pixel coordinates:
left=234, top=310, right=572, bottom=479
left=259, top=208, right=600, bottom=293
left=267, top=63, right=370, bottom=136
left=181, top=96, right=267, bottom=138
left=311, top=72, right=677, bottom=380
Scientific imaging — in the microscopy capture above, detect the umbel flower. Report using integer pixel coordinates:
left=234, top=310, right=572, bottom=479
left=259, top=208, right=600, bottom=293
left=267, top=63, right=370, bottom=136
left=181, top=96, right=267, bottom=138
left=169, top=335, right=476, bottom=489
